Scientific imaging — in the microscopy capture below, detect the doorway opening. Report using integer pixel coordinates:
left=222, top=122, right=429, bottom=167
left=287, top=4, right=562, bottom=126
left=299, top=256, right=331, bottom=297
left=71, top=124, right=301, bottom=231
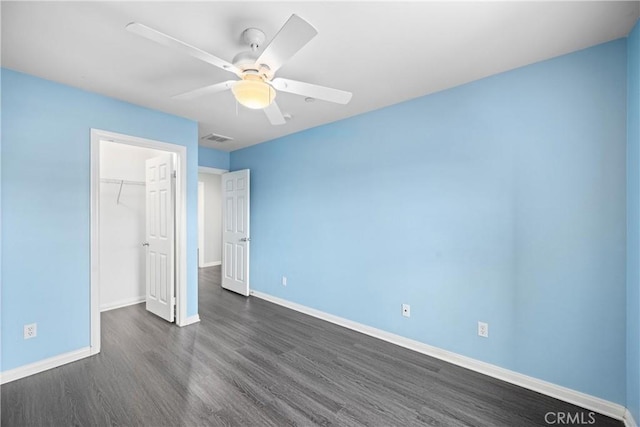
left=198, top=167, right=252, bottom=297
left=90, top=129, right=188, bottom=356
left=198, top=166, right=227, bottom=269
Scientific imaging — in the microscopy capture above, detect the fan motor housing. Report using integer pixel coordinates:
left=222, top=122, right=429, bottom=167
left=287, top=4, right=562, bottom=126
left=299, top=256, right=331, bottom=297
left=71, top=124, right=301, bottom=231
left=233, top=52, right=272, bottom=79
left=232, top=51, right=258, bottom=69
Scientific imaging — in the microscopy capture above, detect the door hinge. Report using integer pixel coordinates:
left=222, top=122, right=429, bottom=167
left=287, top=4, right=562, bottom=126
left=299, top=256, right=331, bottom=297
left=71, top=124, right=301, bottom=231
left=172, top=171, right=176, bottom=179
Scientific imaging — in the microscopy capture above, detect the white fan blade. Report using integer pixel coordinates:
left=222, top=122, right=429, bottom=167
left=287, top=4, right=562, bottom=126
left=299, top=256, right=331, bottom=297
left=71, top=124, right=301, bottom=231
left=271, top=78, right=352, bottom=104
left=256, top=15, right=317, bottom=73
left=172, top=81, right=235, bottom=100
left=126, top=22, right=241, bottom=76
left=264, top=101, right=286, bottom=125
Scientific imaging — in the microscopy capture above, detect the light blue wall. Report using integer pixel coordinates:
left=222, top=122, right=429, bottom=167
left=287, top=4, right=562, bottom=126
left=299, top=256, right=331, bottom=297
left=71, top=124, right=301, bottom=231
left=627, top=19, right=640, bottom=425
left=0, top=67, right=3, bottom=372
left=232, top=40, right=628, bottom=403
left=1, top=69, right=199, bottom=371
left=199, top=146, right=230, bottom=170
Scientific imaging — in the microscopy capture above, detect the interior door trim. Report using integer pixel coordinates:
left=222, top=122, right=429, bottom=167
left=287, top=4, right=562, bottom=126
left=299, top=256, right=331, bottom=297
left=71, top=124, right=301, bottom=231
left=90, top=129, right=189, bottom=356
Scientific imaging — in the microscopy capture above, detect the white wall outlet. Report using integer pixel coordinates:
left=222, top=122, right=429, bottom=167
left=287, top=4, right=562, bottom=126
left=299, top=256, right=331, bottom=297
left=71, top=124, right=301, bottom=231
left=282, top=276, right=287, bottom=286
left=402, top=304, right=410, bottom=318
left=478, top=321, right=489, bottom=338
left=24, top=323, right=37, bottom=340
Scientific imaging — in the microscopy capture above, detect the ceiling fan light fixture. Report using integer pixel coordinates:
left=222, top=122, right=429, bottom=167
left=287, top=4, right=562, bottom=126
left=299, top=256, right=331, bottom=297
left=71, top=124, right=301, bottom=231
left=232, top=75, right=276, bottom=110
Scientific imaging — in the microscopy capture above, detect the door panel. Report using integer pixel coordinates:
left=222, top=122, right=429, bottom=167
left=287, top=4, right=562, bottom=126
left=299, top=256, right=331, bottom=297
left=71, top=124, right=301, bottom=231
left=145, top=153, right=175, bottom=321
left=221, top=170, right=250, bottom=296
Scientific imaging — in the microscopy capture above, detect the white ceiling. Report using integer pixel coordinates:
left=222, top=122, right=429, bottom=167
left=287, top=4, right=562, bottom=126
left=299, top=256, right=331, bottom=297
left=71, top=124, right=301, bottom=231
left=2, top=1, right=638, bottom=152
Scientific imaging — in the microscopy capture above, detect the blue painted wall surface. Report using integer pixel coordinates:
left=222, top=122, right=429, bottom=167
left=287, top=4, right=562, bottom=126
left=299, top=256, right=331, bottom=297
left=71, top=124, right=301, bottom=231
left=232, top=40, right=627, bottom=403
left=1, top=69, right=199, bottom=371
left=0, top=67, right=3, bottom=371
left=199, top=146, right=230, bottom=170
left=627, top=19, right=640, bottom=425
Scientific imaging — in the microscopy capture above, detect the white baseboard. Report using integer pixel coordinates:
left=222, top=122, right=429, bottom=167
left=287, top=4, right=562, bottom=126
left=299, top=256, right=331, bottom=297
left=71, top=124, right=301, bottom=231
left=200, top=261, right=221, bottom=268
left=180, top=314, right=201, bottom=327
left=251, top=290, right=627, bottom=422
left=100, top=295, right=145, bottom=312
left=0, top=347, right=92, bottom=385
left=625, top=409, right=638, bottom=427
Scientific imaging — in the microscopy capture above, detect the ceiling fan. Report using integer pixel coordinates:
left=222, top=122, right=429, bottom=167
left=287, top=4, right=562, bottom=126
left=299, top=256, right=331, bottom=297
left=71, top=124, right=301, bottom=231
left=126, top=14, right=353, bottom=125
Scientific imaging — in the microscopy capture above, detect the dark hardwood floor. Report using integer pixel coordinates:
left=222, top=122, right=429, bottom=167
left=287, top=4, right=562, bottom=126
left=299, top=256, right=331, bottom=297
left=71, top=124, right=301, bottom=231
left=1, top=266, right=622, bottom=426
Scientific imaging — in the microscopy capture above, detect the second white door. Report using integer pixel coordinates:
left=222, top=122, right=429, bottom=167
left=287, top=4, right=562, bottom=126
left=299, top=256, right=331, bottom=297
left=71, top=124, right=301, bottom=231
left=145, top=153, right=175, bottom=321
left=222, top=170, right=250, bottom=296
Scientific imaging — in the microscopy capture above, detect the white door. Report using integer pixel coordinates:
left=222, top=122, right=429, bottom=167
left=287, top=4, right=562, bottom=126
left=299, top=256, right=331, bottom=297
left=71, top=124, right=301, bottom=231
left=222, top=170, right=250, bottom=296
left=144, top=153, right=175, bottom=321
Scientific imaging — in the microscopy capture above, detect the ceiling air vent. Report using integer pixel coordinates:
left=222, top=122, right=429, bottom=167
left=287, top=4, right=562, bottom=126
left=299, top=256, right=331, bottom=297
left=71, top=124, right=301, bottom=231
left=201, top=133, right=233, bottom=144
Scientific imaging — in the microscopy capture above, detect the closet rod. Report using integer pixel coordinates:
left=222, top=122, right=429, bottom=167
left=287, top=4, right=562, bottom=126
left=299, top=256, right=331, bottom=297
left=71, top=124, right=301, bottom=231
left=100, top=178, right=145, bottom=204
left=100, top=178, right=145, bottom=186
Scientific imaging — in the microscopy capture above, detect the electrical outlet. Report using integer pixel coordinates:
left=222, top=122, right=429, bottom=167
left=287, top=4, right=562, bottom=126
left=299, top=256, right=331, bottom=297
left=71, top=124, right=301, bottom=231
left=24, top=323, right=37, bottom=340
left=478, top=321, right=489, bottom=338
left=282, top=276, right=287, bottom=286
left=402, top=304, right=410, bottom=318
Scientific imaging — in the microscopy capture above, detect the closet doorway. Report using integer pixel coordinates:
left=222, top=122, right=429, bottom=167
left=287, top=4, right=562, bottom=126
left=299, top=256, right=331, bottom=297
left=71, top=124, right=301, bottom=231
left=90, top=129, right=188, bottom=356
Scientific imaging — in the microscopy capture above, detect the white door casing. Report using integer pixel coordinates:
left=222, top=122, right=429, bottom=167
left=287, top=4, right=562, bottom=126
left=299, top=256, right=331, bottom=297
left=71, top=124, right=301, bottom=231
left=198, top=181, right=205, bottom=268
left=91, top=129, right=189, bottom=356
left=145, top=153, right=175, bottom=321
left=221, top=170, right=250, bottom=296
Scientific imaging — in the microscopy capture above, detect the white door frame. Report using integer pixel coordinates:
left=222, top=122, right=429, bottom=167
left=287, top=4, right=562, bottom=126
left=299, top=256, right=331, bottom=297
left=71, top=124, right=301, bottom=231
left=90, top=129, right=188, bottom=356
left=198, top=181, right=205, bottom=267
left=197, top=166, right=227, bottom=268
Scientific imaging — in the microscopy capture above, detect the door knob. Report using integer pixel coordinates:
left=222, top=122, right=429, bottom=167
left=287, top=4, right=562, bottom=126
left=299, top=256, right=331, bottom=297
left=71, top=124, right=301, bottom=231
left=240, top=237, right=251, bottom=242
left=142, top=242, right=150, bottom=247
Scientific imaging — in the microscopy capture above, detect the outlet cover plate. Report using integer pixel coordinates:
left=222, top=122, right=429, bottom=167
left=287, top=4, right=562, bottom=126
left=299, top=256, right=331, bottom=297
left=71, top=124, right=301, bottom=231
left=402, top=304, right=410, bottom=318
left=24, top=323, right=37, bottom=340
left=478, top=321, right=489, bottom=338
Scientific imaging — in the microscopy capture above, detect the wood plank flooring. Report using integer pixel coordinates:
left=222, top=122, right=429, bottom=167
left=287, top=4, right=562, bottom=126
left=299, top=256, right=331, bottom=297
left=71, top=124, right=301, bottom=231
left=1, top=266, right=622, bottom=426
